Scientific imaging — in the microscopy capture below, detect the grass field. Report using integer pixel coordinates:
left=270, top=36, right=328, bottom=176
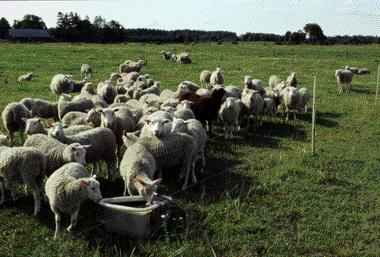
left=0, top=42, right=379, bottom=256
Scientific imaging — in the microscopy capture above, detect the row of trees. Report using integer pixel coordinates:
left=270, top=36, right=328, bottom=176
left=0, top=14, right=379, bottom=45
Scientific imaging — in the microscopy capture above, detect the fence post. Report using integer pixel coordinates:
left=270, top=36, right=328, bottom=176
left=376, top=65, right=380, bottom=105
left=311, top=76, right=316, bottom=155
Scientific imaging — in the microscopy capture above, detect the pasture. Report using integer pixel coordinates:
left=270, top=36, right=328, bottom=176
left=0, top=42, right=379, bottom=256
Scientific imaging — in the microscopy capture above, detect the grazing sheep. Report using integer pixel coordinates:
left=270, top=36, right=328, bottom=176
left=244, top=76, right=265, bottom=95
left=97, top=81, right=117, bottom=104
left=2, top=102, right=31, bottom=145
left=119, top=60, right=144, bottom=73
left=286, top=72, right=299, bottom=87
left=99, top=107, right=136, bottom=151
left=20, top=98, right=59, bottom=121
left=179, top=87, right=226, bottom=136
left=24, top=118, right=92, bottom=136
left=45, top=163, right=102, bottom=239
left=58, top=94, right=94, bottom=121
left=268, top=75, right=283, bottom=89
left=176, top=52, right=192, bottom=64
left=24, top=134, right=89, bottom=175
left=335, top=69, right=354, bottom=93
left=345, top=65, right=359, bottom=74
left=161, top=51, right=172, bottom=60
left=72, top=82, right=108, bottom=108
left=241, top=89, right=265, bottom=130
left=48, top=125, right=118, bottom=180
left=297, top=87, right=310, bottom=113
left=0, top=146, right=46, bottom=216
left=50, top=74, right=74, bottom=96
left=18, top=73, right=33, bottom=82
left=119, top=143, right=159, bottom=203
left=123, top=118, right=198, bottom=190
left=218, top=97, right=241, bottom=139
left=80, top=64, right=93, bottom=78
left=210, top=68, right=224, bottom=85
left=200, top=70, right=212, bottom=86
left=358, top=68, right=371, bottom=75
left=279, top=86, right=301, bottom=121
left=171, top=117, right=207, bottom=171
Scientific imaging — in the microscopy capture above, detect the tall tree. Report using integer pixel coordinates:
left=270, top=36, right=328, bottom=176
left=304, top=23, right=326, bottom=44
left=0, top=17, right=10, bottom=38
left=13, top=14, right=47, bottom=29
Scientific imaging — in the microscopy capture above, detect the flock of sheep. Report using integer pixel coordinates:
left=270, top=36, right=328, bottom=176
left=2, top=53, right=368, bottom=240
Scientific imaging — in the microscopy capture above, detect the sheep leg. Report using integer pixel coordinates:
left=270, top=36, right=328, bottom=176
left=201, top=151, right=206, bottom=172
left=181, top=165, right=190, bottom=191
left=91, top=162, right=97, bottom=176
left=8, top=183, right=17, bottom=201
left=24, top=185, right=28, bottom=195
left=191, top=162, right=197, bottom=184
left=52, top=207, right=61, bottom=240
left=293, top=112, right=297, bottom=121
left=0, top=179, right=4, bottom=205
left=107, top=158, right=117, bottom=182
left=67, top=206, right=80, bottom=232
left=32, top=187, right=41, bottom=216
left=123, top=181, right=128, bottom=196
left=223, top=126, right=228, bottom=139
left=208, top=120, right=213, bottom=137
left=9, top=132, right=14, bottom=147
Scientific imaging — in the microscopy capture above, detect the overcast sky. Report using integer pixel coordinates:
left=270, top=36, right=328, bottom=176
left=1, top=0, right=379, bottom=36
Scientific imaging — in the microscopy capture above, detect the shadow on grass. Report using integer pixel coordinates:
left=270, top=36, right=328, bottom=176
left=351, top=86, right=377, bottom=95
left=297, top=111, right=341, bottom=128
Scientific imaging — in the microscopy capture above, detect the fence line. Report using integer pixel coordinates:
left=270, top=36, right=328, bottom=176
left=376, top=65, right=380, bottom=105
left=311, top=76, right=317, bottom=155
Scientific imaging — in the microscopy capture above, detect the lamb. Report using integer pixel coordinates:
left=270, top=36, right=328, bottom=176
left=286, top=72, right=299, bottom=87
left=119, top=143, right=160, bottom=203
left=24, top=118, right=92, bottom=136
left=2, top=102, right=31, bottom=146
left=358, top=68, right=371, bottom=75
left=45, top=162, right=102, bottom=239
left=20, top=98, right=59, bottom=121
left=123, top=118, right=198, bottom=190
left=0, top=146, right=46, bottom=216
left=80, top=64, right=93, bottom=78
left=297, top=87, right=310, bottom=113
left=97, top=81, right=117, bottom=104
left=200, top=70, right=212, bottom=86
left=58, top=94, right=94, bottom=121
left=50, top=74, right=74, bottom=96
left=174, top=100, right=195, bottom=120
left=345, top=65, right=359, bottom=74
left=279, top=86, right=301, bottom=121
left=244, top=76, right=265, bottom=95
left=18, top=73, right=33, bottom=82
left=210, top=68, right=224, bottom=85
left=268, top=75, right=283, bottom=89
left=171, top=117, right=207, bottom=171
left=335, top=69, right=354, bottom=93
left=48, top=124, right=118, bottom=180
left=218, top=97, right=241, bottom=139
left=99, top=107, right=136, bottom=151
left=161, top=51, right=172, bottom=60
left=179, top=87, right=226, bottom=136
left=24, top=134, right=89, bottom=175
left=241, top=89, right=265, bottom=130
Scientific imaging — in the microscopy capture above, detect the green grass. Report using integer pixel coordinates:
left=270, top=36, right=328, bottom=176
left=0, top=42, right=379, bottom=256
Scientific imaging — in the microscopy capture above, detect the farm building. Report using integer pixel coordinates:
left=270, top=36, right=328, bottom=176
left=8, top=28, right=51, bottom=42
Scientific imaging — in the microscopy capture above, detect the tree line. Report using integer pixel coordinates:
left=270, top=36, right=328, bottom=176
left=0, top=13, right=378, bottom=45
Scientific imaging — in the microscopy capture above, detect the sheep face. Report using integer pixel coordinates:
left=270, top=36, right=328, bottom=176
left=122, top=131, right=140, bottom=147
left=225, top=97, right=236, bottom=109
left=99, top=108, right=117, bottom=129
left=60, top=94, right=72, bottom=101
left=86, top=109, right=101, bottom=125
left=178, top=84, right=190, bottom=94
left=244, top=76, right=253, bottom=86
left=180, top=100, right=192, bottom=110
left=82, top=83, right=95, bottom=94
left=144, top=118, right=170, bottom=138
left=25, top=118, right=43, bottom=135
left=65, top=143, right=90, bottom=165
left=81, top=176, right=102, bottom=203
left=136, top=178, right=161, bottom=204
left=0, top=134, right=10, bottom=146
left=171, top=117, right=186, bottom=133
left=49, top=122, right=65, bottom=138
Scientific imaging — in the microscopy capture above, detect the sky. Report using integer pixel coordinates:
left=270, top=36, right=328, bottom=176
left=0, top=0, right=379, bottom=36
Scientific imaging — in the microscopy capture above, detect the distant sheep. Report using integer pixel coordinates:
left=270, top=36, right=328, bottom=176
left=335, top=69, right=353, bottom=93
left=18, top=73, right=33, bottom=82
left=210, top=68, right=224, bottom=85
left=2, top=102, right=31, bottom=145
left=218, top=97, right=241, bottom=139
left=286, top=72, right=299, bottom=87
left=200, top=70, right=212, bottom=86
left=268, top=75, right=283, bottom=89
left=50, top=74, right=74, bottom=96
left=97, top=81, right=117, bottom=104
left=358, top=68, right=371, bottom=75
left=80, top=64, right=93, bottom=78
left=345, top=65, right=359, bottom=74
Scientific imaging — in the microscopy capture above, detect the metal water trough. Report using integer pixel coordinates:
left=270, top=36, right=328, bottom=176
left=99, top=195, right=185, bottom=238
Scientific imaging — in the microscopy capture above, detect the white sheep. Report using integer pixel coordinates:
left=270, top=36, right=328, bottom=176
left=244, top=76, right=265, bottom=95
left=97, top=81, right=117, bottom=104
left=224, top=85, right=242, bottom=99
left=241, top=89, right=264, bottom=131
left=297, top=87, right=310, bottom=113
left=174, top=100, right=195, bottom=120
left=196, top=88, right=211, bottom=97
left=18, top=73, right=33, bottom=82
left=176, top=53, right=192, bottom=64
left=335, top=69, right=354, bottom=93
left=45, top=162, right=102, bottom=239
left=345, top=65, right=359, bottom=74
left=200, top=70, right=212, bottom=86
left=268, top=75, right=283, bottom=89
left=20, top=98, right=59, bottom=121
left=58, top=94, right=94, bottom=121
left=80, top=64, right=93, bottom=78
left=218, top=97, right=241, bottom=139
left=286, top=72, right=299, bottom=87
left=50, top=74, right=74, bottom=96
left=24, top=118, right=92, bottom=136
left=119, top=142, right=160, bottom=204
left=2, top=102, right=31, bottom=145
left=210, top=68, right=224, bottom=85
left=358, top=68, right=371, bottom=75
left=279, top=86, right=301, bottom=121
left=0, top=146, right=46, bottom=216
left=24, top=134, right=89, bottom=176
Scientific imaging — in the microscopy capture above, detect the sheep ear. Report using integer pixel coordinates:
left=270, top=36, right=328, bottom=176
left=163, top=119, right=170, bottom=124
left=79, top=179, right=88, bottom=187
left=136, top=179, right=146, bottom=186
left=145, top=119, right=151, bottom=125
left=153, top=179, right=162, bottom=185
left=113, top=108, right=119, bottom=113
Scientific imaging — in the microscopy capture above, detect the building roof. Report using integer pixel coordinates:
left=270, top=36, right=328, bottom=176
left=8, top=29, right=50, bottom=38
